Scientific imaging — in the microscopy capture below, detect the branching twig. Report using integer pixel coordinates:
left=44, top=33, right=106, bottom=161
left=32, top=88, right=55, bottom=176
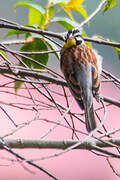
left=0, top=0, right=119, bottom=179
left=78, top=0, right=107, bottom=28
left=0, top=138, right=58, bottom=180
left=0, top=106, right=17, bottom=127
left=107, top=158, right=120, bottom=177
left=1, top=17, right=120, bottom=48
left=0, top=65, right=119, bottom=108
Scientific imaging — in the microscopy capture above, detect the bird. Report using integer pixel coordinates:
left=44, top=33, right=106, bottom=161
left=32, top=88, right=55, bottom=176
left=60, top=29, right=102, bottom=132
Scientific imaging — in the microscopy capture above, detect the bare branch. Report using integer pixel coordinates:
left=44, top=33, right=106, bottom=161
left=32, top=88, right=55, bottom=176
left=0, top=22, right=64, bottom=41
left=0, top=65, right=119, bottom=108
left=0, top=1, right=119, bottom=179
left=0, top=138, right=58, bottom=180
left=1, top=17, right=120, bottom=48
left=102, top=69, right=120, bottom=84
left=102, top=96, right=120, bottom=108
left=79, top=0, right=107, bottom=28
left=1, top=138, right=120, bottom=150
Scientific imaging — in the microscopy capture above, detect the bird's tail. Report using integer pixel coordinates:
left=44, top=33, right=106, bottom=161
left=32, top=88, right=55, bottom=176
left=85, top=104, right=96, bottom=132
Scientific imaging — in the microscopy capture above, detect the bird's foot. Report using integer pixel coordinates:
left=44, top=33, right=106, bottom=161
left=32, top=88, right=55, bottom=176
left=95, top=94, right=103, bottom=103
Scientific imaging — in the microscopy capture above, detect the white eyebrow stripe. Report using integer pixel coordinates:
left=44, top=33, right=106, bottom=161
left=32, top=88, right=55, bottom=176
left=65, top=29, right=83, bottom=43
left=72, top=29, right=79, bottom=35
left=74, top=33, right=81, bottom=37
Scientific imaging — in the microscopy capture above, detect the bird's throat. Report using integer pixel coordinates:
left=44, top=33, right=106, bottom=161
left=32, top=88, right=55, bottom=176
left=63, top=38, right=76, bottom=49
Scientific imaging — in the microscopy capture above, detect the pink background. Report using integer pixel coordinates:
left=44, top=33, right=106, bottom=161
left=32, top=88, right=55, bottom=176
left=0, top=1, right=120, bottom=180
left=0, top=74, right=120, bottom=180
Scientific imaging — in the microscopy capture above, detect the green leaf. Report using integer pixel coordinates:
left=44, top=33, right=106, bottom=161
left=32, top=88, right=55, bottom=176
left=5, top=29, right=30, bottom=38
left=107, top=39, right=120, bottom=59
left=14, top=80, right=23, bottom=93
left=0, top=50, right=8, bottom=59
left=44, top=37, right=60, bottom=59
left=76, top=6, right=88, bottom=19
left=103, top=0, right=118, bottom=13
left=29, top=7, right=45, bottom=27
left=114, top=46, right=120, bottom=59
left=20, top=38, right=48, bottom=69
left=55, top=0, right=86, bottom=19
left=82, top=31, right=92, bottom=48
left=51, top=17, right=80, bottom=30
left=42, top=6, right=54, bottom=29
left=0, top=50, right=8, bottom=65
left=15, top=1, right=45, bottom=27
left=48, top=6, right=54, bottom=18
left=15, top=1, right=45, bottom=14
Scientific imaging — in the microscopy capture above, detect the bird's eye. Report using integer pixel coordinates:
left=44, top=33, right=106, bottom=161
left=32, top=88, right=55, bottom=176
left=75, top=36, right=83, bottom=45
left=65, top=29, right=84, bottom=45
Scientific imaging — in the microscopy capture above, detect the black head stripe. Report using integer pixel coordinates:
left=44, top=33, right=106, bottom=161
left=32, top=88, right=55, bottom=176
left=65, top=29, right=78, bottom=41
left=72, top=29, right=82, bottom=39
left=65, top=30, right=72, bottom=41
left=72, top=29, right=80, bottom=35
left=68, top=30, right=72, bottom=35
left=65, top=29, right=84, bottom=45
left=72, top=29, right=84, bottom=45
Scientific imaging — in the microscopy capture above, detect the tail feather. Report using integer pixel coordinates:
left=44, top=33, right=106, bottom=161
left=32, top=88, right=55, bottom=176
left=85, top=104, right=96, bottom=132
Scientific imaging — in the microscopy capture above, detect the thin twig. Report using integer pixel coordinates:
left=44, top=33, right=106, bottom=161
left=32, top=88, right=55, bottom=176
left=107, top=158, right=120, bottom=177
left=0, top=22, right=64, bottom=40
left=1, top=17, right=120, bottom=47
left=0, top=65, right=119, bottom=108
left=78, top=0, right=107, bottom=28
left=0, top=106, right=17, bottom=127
left=0, top=138, right=58, bottom=180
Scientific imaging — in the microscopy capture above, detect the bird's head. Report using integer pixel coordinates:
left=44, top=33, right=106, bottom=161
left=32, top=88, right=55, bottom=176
left=63, top=29, right=84, bottom=49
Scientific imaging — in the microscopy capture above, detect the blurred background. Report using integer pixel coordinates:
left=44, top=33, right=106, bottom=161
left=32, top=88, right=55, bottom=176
left=0, top=0, right=120, bottom=180
left=1, top=0, right=120, bottom=77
